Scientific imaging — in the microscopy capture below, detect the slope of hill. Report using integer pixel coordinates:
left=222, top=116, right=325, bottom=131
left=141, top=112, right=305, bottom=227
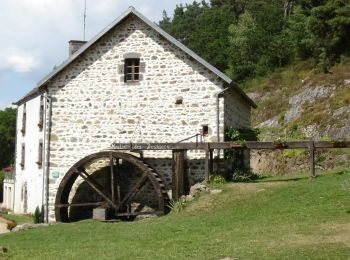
left=244, top=60, right=350, bottom=140
left=1, top=169, right=350, bottom=259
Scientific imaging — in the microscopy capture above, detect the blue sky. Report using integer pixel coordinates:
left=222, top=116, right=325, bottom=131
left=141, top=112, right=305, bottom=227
left=0, top=0, right=195, bottom=109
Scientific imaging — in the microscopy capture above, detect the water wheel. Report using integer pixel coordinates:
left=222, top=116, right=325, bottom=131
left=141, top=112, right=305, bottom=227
left=55, top=151, right=169, bottom=222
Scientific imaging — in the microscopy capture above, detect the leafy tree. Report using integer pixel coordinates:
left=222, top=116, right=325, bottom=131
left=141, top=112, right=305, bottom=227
left=308, top=0, right=350, bottom=71
left=0, top=108, right=16, bottom=168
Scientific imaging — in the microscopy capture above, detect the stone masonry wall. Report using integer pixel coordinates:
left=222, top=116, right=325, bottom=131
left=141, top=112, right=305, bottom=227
left=41, top=14, right=248, bottom=221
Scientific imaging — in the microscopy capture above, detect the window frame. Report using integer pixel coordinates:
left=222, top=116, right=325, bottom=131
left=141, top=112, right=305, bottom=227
left=20, top=143, right=25, bottom=169
left=124, top=58, right=140, bottom=83
left=21, top=103, right=26, bottom=135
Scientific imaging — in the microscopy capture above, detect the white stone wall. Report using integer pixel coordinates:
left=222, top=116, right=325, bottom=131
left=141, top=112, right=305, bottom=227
left=14, top=14, right=251, bottom=221
left=14, top=96, right=45, bottom=214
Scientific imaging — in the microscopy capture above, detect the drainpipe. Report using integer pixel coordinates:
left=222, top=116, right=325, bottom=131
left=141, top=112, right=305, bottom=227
left=216, top=87, right=229, bottom=159
left=43, top=92, right=52, bottom=223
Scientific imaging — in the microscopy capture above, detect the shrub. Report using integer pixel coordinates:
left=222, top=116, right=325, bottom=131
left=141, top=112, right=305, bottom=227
left=231, top=169, right=259, bottom=183
left=208, top=175, right=226, bottom=184
left=34, top=205, right=45, bottom=224
left=167, top=199, right=186, bottom=213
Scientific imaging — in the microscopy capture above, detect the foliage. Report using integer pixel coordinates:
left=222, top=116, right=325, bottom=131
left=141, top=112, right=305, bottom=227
left=34, top=206, right=45, bottom=224
left=225, top=127, right=260, bottom=142
left=0, top=108, right=16, bottom=169
left=0, top=171, right=4, bottom=202
left=167, top=199, right=186, bottom=213
left=273, top=137, right=288, bottom=147
left=160, top=0, right=350, bottom=82
left=231, top=169, right=259, bottom=182
left=208, top=174, right=226, bottom=184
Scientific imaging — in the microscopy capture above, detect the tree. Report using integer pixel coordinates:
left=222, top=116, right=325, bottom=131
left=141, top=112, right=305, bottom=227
left=0, top=108, right=16, bottom=168
left=308, top=0, right=350, bottom=71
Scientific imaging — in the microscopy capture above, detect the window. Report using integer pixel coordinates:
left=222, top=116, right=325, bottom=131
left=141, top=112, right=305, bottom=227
left=21, top=103, right=26, bottom=134
left=20, top=144, right=25, bottom=169
left=175, top=98, right=183, bottom=105
left=38, top=96, right=44, bottom=130
left=37, top=140, right=43, bottom=168
left=124, top=58, right=140, bottom=82
left=202, top=125, right=209, bottom=136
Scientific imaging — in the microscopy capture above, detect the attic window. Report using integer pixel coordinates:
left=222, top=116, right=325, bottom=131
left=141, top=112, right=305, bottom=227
left=202, top=125, right=209, bottom=136
left=124, top=58, right=140, bottom=83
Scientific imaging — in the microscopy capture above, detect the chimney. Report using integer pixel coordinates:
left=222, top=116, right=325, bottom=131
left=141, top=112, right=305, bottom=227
left=68, top=40, right=87, bottom=56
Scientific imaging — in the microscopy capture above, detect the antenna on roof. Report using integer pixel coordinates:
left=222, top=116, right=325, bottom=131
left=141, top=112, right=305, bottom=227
left=83, top=0, right=87, bottom=41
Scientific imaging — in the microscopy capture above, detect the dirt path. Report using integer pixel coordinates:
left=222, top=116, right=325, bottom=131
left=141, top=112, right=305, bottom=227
left=0, top=217, right=9, bottom=234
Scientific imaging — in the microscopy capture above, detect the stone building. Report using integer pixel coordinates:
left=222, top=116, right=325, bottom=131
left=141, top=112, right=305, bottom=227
left=11, top=7, right=256, bottom=222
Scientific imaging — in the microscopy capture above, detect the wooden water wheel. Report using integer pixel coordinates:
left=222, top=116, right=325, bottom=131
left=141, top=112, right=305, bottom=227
left=55, top=151, right=169, bottom=222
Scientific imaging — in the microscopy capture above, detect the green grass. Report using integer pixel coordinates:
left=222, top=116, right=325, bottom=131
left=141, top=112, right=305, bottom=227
left=0, top=213, right=33, bottom=224
left=1, top=169, right=350, bottom=259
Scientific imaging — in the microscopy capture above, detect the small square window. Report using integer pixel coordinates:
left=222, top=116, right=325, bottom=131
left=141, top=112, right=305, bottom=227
left=175, top=98, right=183, bottom=105
left=202, top=125, right=209, bottom=136
left=124, top=58, right=140, bottom=83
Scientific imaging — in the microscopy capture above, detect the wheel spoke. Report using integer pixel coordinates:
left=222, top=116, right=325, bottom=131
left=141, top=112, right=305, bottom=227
left=74, top=167, right=117, bottom=208
left=110, top=153, right=115, bottom=202
left=116, top=174, right=148, bottom=212
left=56, top=202, right=105, bottom=208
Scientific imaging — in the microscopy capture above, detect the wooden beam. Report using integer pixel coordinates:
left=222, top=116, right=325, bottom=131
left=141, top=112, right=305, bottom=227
left=115, top=174, right=148, bottom=212
left=109, top=153, right=115, bottom=202
left=172, top=150, right=186, bottom=201
left=55, top=202, right=105, bottom=208
left=75, top=168, right=117, bottom=208
left=204, top=143, right=210, bottom=182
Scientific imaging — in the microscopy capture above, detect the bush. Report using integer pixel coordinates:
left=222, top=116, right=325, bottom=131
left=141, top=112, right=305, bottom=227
left=208, top=175, right=226, bottom=184
left=34, top=206, right=45, bottom=224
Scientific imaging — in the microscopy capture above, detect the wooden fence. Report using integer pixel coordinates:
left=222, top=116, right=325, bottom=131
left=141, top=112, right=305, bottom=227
left=110, top=141, right=350, bottom=200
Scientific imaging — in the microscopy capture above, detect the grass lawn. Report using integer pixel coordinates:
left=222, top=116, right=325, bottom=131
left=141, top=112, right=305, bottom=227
left=0, top=213, right=33, bottom=225
left=1, top=168, right=350, bottom=259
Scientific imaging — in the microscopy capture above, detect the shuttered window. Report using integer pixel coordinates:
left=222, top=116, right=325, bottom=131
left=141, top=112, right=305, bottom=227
left=37, top=140, right=43, bottom=168
left=38, top=96, right=44, bottom=130
left=21, top=104, right=26, bottom=134
left=20, top=144, right=25, bottom=169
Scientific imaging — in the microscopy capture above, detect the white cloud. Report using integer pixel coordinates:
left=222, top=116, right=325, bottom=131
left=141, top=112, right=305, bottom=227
left=0, top=48, right=40, bottom=73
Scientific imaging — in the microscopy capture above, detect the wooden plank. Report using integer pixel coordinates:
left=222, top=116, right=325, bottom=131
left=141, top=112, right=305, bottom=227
left=172, top=150, right=186, bottom=201
left=309, top=141, right=316, bottom=178
left=109, top=141, right=350, bottom=151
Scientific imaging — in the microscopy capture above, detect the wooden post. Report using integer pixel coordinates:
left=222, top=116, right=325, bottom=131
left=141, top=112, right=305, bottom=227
left=309, top=140, right=315, bottom=178
left=209, top=149, right=214, bottom=175
left=172, top=150, right=186, bottom=201
left=204, top=143, right=210, bottom=182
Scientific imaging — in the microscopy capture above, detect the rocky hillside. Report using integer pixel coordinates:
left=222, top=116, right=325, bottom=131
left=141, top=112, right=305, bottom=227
left=244, top=60, right=350, bottom=140
left=242, top=60, right=350, bottom=174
